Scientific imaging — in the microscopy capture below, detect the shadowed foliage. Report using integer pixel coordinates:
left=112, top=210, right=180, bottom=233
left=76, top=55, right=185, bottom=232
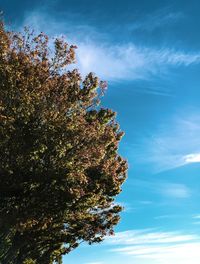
left=0, top=21, right=127, bottom=264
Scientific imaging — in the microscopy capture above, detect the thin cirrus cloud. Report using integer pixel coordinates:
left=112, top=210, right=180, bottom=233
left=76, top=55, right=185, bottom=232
left=161, top=183, right=190, bottom=199
left=106, top=229, right=200, bottom=264
left=74, top=43, right=200, bottom=81
left=20, top=10, right=200, bottom=82
left=129, top=9, right=184, bottom=32
left=133, top=113, right=200, bottom=172
left=132, top=179, right=191, bottom=199
left=192, top=215, right=200, bottom=225
left=193, top=215, right=200, bottom=219
left=154, top=215, right=178, bottom=220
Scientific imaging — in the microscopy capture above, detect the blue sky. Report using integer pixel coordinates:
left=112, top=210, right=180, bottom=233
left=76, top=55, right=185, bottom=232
left=1, top=0, right=200, bottom=263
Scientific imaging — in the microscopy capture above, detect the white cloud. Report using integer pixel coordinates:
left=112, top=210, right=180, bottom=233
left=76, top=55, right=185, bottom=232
left=192, top=215, right=200, bottom=225
left=193, top=221, right=200, bottom=225
left=107, top=229, right=200, bottom=264
left=193, top=215, right=200, bottom=219
left=108, top=230, right=197, bottom=245
left=133, top=179, right=191, bottom=199
left=129, top=9, right=184, bottom=32
left=161, top=183, right=190, bottom=198
left=184, top=153, right=200, bottom=163
left=154, top=215, right=178, bottom=220
left=74, top=44, right=200, bottom=81
left=134, top=113, right=200, bottom=172
left=18, top=10, right=200, bottom=83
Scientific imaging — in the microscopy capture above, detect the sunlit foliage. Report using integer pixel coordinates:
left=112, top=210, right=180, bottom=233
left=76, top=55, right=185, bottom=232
left=0, top=21, right=127, bottom=263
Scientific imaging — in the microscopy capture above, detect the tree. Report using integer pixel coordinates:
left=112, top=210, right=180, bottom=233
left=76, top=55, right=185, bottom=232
left=0, top=20, right=127, bottom=264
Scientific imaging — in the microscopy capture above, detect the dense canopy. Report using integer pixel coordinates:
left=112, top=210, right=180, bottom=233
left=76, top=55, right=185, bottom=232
left=0, top=21, right=127, bottom=264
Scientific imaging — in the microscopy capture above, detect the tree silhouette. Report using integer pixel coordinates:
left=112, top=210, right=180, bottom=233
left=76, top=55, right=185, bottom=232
left=0, top=21, right=127, bottom=263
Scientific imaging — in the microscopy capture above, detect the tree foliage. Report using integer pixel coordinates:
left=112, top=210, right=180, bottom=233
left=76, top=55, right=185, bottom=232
left=0, top=21, right=127, bottom=264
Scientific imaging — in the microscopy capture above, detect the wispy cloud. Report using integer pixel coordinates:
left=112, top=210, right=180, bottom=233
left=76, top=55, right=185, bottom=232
left=18, top=10, right=200, bottom=83
left=161, top=183, right=190, bottom=198
left=193, top=221, right=200, bottom=225
left=107, top=229, right=197, bottom=245
left=74, top=44, right=200, bottom=81
left=154, top=215, right=178, bottom=220
left=107, top=229, right=200, bottom=264
left=192, top=215, right=200, bottom=225
left=133, top=179, right=191, bottom=199
left=193, top=215, right=200, bottom=219
left=133, top=112, right=200, bottom=172
left=129, top=8, right=184, bottom=32
left=184, top=153, right=200, bottom=163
